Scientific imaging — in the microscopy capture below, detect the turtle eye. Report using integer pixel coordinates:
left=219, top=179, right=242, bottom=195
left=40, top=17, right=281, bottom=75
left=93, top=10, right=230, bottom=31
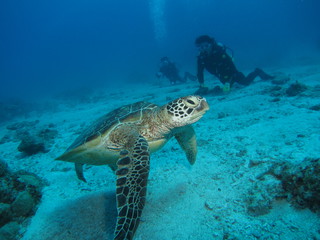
left=187, top=99, right=195, bottom=105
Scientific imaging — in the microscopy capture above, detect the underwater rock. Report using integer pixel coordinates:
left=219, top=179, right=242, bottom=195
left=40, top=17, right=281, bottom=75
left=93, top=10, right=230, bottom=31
left=285, top=82, right=307, bottom=96
left=15, top=171, right=45, bottom=190
left=11, top=124, right=58, bottom=156
left=11, top=191, right=36, bottom=217
left=309, top=104, right=320, bottom=111
left=4, top=121, right=58, bottom=152
left=0, top=222, right=20, bottom=240
left=14, top=125, right=58, bottom=156
left=17, top=136, right=46, bottom=156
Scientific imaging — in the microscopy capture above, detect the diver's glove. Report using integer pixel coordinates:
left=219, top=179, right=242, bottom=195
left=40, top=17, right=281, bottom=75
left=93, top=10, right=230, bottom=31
left=194, top=84, right=209, bottom=95
left=222, top=82, right=231, bottom=93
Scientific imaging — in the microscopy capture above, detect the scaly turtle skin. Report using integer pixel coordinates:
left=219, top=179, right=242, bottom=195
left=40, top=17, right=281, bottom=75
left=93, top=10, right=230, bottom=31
left=56, top=95, right=209, bottom=240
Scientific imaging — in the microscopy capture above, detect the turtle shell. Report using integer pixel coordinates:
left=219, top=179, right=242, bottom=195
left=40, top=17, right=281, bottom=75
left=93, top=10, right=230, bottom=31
left=66, top=101, right=158, bottom=151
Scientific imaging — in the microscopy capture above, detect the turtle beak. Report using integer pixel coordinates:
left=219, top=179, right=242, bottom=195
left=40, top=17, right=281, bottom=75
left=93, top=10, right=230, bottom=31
left=197, top=98, right=210, bottom=113
left=189, top=99, right=209, bottom=122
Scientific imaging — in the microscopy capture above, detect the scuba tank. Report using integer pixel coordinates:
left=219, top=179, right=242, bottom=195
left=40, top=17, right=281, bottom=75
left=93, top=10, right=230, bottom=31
left=216, top=41, right=234, bottom=61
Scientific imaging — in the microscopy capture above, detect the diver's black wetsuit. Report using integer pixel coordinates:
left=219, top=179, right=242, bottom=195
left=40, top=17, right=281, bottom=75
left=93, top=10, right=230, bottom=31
left=159, top=60, right=196, bottom=85
left=197, top=43, right=273, bottom=86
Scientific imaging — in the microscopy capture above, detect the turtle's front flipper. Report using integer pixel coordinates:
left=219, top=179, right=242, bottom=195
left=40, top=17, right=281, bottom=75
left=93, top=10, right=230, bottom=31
left=175, top=125, right=197, bottom=165
left=114, top=135, right=150, bottom=240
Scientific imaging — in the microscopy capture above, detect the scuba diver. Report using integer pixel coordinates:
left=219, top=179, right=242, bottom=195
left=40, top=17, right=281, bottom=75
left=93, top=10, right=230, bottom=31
left=157, top=57, right=197, bottom=85
left=194, top=35, right=274, bottom=95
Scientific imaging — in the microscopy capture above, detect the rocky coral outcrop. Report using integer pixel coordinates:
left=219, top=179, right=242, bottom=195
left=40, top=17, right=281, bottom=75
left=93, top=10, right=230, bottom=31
left=273, top=157, right=320, bottom=212
left=245, top=157, right=320, bottom=216
left=0, top=159, right=46, bottom=240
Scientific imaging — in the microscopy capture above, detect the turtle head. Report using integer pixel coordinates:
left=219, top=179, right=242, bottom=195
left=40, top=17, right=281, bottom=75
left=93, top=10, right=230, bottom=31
left=165, top=95, right=209, bottom=127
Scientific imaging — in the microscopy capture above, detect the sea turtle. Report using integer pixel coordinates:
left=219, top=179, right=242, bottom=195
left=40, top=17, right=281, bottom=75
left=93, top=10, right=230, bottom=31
left=56, top=95, right=209, bottom=240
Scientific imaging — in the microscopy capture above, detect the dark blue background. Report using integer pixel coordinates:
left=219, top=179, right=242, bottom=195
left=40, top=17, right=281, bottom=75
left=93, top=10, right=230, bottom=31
left=1, top=0, right=319, bottom=100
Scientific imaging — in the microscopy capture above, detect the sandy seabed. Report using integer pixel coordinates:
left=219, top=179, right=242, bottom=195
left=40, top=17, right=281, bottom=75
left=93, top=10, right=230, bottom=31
left=1, top=63, right=320, bottom=240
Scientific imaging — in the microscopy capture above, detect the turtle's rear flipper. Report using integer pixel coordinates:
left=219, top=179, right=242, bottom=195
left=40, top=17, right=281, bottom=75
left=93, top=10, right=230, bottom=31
left=75, top=163, right=87, bottom=182
left=114, top=135, right=150, bottom=240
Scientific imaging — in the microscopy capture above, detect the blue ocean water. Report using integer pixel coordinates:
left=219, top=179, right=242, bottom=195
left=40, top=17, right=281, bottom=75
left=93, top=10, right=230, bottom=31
left=0, top=0, right=319, bottom=100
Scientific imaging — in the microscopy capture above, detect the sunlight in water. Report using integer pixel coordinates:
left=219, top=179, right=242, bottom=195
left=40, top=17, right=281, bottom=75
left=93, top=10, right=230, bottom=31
left=149, top=0, right=167, bottom=42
